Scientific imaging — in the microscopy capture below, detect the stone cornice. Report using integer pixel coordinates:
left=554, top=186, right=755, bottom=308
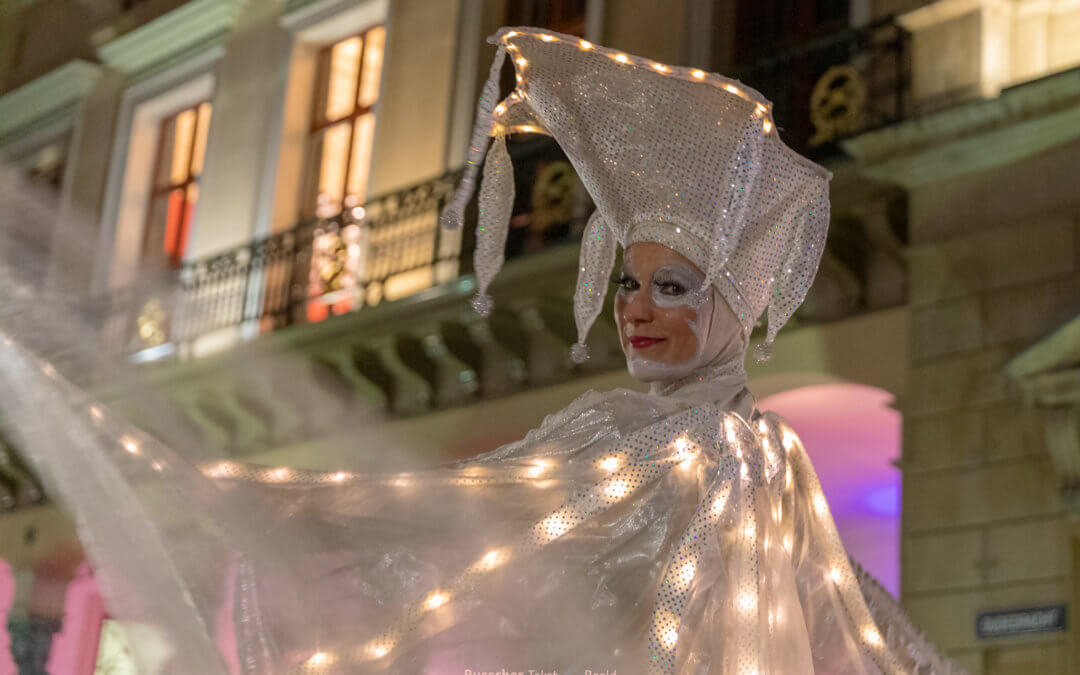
left=1006, top=315, right=1080, bottom=381
left=96, top=0, right=251, bottom=77
left=842, top=66, right=1080, bottom=188
left=0, top=60, right=100, bottom=140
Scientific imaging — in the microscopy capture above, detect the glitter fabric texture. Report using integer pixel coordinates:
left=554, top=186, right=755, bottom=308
left=442, top=27, right=832, bottom=359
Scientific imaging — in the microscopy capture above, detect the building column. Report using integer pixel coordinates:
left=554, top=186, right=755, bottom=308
left=187, top=0, right=290, bottom=259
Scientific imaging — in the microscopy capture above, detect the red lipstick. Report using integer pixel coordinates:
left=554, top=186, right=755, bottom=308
left=629, top=336, right=665, bottom=349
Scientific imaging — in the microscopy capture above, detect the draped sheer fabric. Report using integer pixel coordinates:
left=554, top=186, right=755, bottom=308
left=0, top=328, right=962, bottom=673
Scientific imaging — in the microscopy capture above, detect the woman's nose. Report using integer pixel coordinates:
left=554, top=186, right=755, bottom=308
left=622, top=289, right=653, bottom=323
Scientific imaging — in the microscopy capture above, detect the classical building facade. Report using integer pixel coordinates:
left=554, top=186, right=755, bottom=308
left=0, top=0, right=1077, bottom=672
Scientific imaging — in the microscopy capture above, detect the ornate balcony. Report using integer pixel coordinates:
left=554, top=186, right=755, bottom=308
left=732, top=16, right=911, bottom=160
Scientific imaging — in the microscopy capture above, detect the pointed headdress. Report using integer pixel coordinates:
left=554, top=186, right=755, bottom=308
left=441, top=27, right=832, bottom=362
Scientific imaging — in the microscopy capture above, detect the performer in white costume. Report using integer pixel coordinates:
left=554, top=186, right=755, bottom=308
left=0, top=27, right=965, bottom=675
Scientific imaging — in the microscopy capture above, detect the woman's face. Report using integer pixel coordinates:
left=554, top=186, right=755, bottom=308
left=614, top=242, right=710, bottom=372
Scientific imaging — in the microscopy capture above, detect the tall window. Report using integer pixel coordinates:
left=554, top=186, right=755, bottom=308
left=307, top=25, right=386, bottom=219
left=144, top=102, right=212, bottom=268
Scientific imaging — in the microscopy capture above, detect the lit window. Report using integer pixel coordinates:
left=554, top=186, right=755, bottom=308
left=307, top=25, right=385, bottom=219
left=144, top=102, right=212, bottom=268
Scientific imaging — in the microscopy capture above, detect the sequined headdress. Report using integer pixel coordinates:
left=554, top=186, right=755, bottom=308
left=441, top=27, right=832, bottom=362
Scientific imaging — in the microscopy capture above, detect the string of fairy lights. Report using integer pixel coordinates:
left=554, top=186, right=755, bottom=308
left=491, top=29, right=774, bottom=139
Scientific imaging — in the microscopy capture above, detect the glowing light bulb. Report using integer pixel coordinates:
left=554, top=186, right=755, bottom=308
left=756, top=103, right=767, bottom=116
left=494, top=103, right=506, bottom=115
left=604, top=479, right=630, bottom=500
left=813, top=491, right=828, bottom=516
left=40, top=363, right=56, bottom=378
left=368, top=642, right=392, bottom=658
left=763, top=119, right=773, bottom=133
left=785, top=466, right=793, bottom=489
left=763, top=536, right=770, bottom=552
left=758, top=419, right=769, bottom=435
left=743, top=521, right=756, bottom=540
left=266, top=467, right=291, bottom=482
left=424, top=590, right=449, bottom=610
left=712, top=491, right=728, bottom=515
left=724, top=84, right=740, bottom=95
left=542, top=514, right=570, bottom=539
left=518, top=124, right=539, bottom=133
left=329, top=472, right=348, bottom=483
left=306, top=652, right=332, bottom=667
left=516, top=57, right=528, bottom=67
left=661, top=626, right=679, bottom=648
left=863, top=626, right=883, bottom=646
left=599, top=455, right=621, bottom=472
left=830, top=566, right=843, bottom=584
left=540, top=34, right=555, bottom=42
left=679, top=560, right=696, bottom=585
left=515, top=73, right=524, bottom=84
left=783, top=534, right=793, bottom=553
left=474, top=548, right=506, bottom=572
left=204, top=462, right=234, bottom=478
left=691, top=69, right=706, bottom=80
left=740, top=461, right=749, bottom=481
left=392, top=476, right=411, bottom=488
left=526, top=459, right=552, bottom=478
left=89, top=406, right=103, bottom=421
left=505, top=31, right=518, bottom=38
left=579, top=39, right=593, bottom=50
left=151, top=461, right=163, bottom=472
left=122, top=438, right=140, bottom=455
left=651, top=62, right=670, bottom=73
left=737, top=591, right=758, bottom=614
left=782, top=429, right=797, bottom=452
left=613, top=53, right=630, bottom=64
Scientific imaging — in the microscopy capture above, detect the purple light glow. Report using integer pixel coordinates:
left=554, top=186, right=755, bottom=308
left=759, top=383, right=901, bottom=595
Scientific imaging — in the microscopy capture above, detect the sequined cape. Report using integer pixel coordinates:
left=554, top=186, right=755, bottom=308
left=0, top=329, right=965, bottom=674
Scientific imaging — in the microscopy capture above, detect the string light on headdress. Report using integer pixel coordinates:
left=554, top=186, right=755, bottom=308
left=579, top=39, right=593, bottom=50
left=613, top=53, right=630, bottom=64
left=121, top=438, right=140, bottom=455
left=598, top=455, right=622, bottom=472
left=651, top=62, right=670, bottom=73
left=691, top=69, right=706, bottom=80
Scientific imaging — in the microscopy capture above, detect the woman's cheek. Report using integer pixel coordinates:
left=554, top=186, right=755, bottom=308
left=660, top=307, right=700, bottom=362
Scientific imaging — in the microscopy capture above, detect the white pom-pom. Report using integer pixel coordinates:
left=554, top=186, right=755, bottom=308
left=569, top=342, right=590, bottom=364
left=440, top=203, right=464, bottom=231
left=471, top=292, right=494, bottom=317
left=753, top=341, right=773, bottom=363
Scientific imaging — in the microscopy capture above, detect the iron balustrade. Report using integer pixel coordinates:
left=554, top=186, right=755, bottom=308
left=732, top=16, right=910, bottom=159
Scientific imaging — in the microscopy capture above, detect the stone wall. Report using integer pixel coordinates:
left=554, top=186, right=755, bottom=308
left=899, top=135, right=1080, bottom=673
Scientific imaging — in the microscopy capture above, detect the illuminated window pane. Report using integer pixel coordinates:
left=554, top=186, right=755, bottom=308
left=146, top=102, right=211, bottom=268
left=358, top=26, right=385, bottom=108
left=345, top=113, right=376, bottom=203
left=315, top=122, right=352, bottom=216
left=170, top=108, right=197, bottom=184
left=306, top=25, right=384, bottom=219
left=325, top=37, right=362, bottom=121
left=190, top=102, right=212, bottom=176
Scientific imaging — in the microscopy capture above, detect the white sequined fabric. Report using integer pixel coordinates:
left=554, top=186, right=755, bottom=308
left=442, top=27, right=832, bottom=359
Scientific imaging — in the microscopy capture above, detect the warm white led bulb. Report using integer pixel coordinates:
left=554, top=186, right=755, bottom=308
left=691, top=69, right=706, bottom=80
left=863, top=626, right=883, bottom=646
left=424, top=590, right=449, bottom=610
left=604, top=479, right=630, bottom=500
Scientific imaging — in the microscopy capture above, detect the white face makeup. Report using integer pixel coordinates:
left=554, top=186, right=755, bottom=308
left=614, top=245, right=717, bottom=383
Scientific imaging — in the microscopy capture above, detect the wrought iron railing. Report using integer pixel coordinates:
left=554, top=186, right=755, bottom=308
left=732, top=16, right=910, bottom=159
left=101, top=169, right=467, bottom=356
